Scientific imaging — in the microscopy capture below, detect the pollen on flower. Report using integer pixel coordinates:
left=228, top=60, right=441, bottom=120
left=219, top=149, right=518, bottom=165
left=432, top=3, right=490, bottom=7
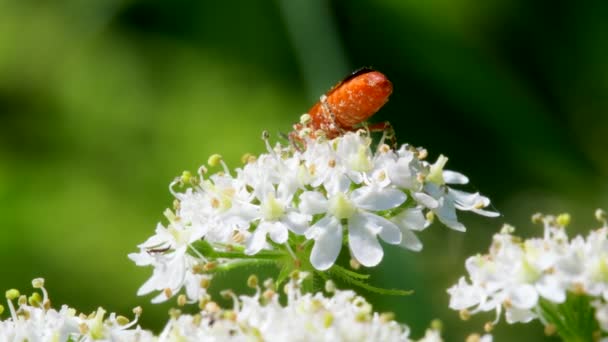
left=231, top=230, right=246, bottom=244
left=31, top=278, right=44, bottom=289
left=300, top=113, right=312, bottom=125
left=247, top=275, right=259, bottom=289
left=27, top=292, right=41, bottom=307
left=200, top=277, right=211, bottom=289
left=5, top=289, right=19, bottom=300
left=180, top=170, right=193, bottom=184
left=207, top=154, right=223, bottom=167
left=556, top=213, right=571, bottom=227
left=241, top=153, right=256, bottom=164
left=596, top=208, right=607, bottom=225
left=163, top=288, right=173, bottom=299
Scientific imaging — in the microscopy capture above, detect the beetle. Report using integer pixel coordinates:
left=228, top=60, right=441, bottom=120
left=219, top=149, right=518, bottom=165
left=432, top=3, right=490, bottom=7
left=291, top=68, right=394, bottom=146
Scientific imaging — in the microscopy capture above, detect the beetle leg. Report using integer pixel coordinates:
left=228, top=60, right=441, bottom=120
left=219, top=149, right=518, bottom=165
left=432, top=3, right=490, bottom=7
left=288, top=130, right=306, bottom=152
left=367, top=121, right=397, bottom=149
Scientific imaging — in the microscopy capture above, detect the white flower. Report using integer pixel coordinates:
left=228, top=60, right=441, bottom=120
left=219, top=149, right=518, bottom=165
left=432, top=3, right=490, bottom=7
left=391, top=207, right=428, bottom=251
left=128, top=216, right=206, bottom=303
left=242, top=158, right=310, bottom=255
left=421, top=155, right=499, bottom=232
left=0, top=279, right=153, bottom=341
left=158, top=277, right=414, bottom=342
left=133, top=131, right=498, bottom=300
left=448, top=211, right=608, bottom=331
left=300, top=182, right=405, bottom=270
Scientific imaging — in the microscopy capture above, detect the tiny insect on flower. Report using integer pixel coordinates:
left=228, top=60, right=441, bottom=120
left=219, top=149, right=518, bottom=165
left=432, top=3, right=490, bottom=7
left=291, top=68, right=394, bottom=144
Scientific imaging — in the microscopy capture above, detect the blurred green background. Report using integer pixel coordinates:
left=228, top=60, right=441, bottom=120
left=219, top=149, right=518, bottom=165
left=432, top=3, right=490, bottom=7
left=1, top=0, right=607, bottom=340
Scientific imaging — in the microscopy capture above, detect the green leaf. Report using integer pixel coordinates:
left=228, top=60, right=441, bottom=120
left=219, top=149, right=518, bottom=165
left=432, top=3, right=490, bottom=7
left=327, top=266, right=412, bottom=296
left=330, top=264, right=371, bottom=280
left=275, top=264, right=293, bottom=289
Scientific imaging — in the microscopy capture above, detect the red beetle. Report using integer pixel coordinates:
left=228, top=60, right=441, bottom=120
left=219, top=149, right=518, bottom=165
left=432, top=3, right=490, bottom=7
left=291, top=68, right=394, bottom=145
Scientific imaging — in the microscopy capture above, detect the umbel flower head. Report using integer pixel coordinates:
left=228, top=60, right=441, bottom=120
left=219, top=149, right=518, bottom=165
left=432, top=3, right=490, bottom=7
left=0, top=278, right=152, bottom=341
left=0, top=276, right=446, bottom=342
left=159, top=273, right=443, bottom=342
left=448, top=210, right=608, bottom=340
left=130, top=130, right=498, bottom=303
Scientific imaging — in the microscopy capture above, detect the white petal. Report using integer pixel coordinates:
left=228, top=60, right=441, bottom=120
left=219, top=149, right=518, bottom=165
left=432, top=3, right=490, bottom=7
left=472, top=208, right=501, bottom=217
left=283, top=211, right=310, bottom=234
left=536, top=276, right=566, bottom=303
left=299, top=191, right=328, bottom=215
left=447, top=278, right=484, bottom=310
left=324, top=173, right=352, bottom=194
left=435, top=198, right=466, bottom=232
left=509, top=284, right=538, bottom=309
left=399, top=228, right=423, bottom=251
left=348, top=213, right=384, bottom=267
left=128, top=251, right=154, bottom=266
left=412, top=192, right=439, bottom=209
left=387, top=157, right=416, bottom=189
left=449, top=189, right=485, bottom=209
left=151, top=291, right=172, bottom=304
left=352, top=187, right=406, bottom=211
left=361, top=212, right=402, bottom=244
left=392, top=207, right=428, bottom=231
left=309, top=216, right=343, bottom=271
left=443, top=170, right=469, bottom=184
left=268, top=221, right=288, bottom=244
left=245, top=223, right=270, bottom=255
left=505, top=307, right=536, bottom=324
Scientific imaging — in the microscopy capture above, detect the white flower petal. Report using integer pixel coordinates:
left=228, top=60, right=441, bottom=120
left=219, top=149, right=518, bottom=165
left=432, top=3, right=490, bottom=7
left=447, top=278, right=484, bottom=310
left=536, top=276, right=566, bottom=303
left=309, top=216, right=343, bottom=271
left=299, top=191, right=328, bottom=215
left=443, top=170, right=469, bottom=184
left=387, top=157, right=417, bottom=189
left=324, top=173, right=352, bottom=195
left=283, top=211, right=310, bottom=235
left=245, top=223, right=270, bottom=255
left=505, top=307, right=536, bottom=324
left=509, top=284, right=538, bottom=309
left=399, top=228, right=423, bottom=251
left=472, top=208, right=501, bottom=217
left=348, top=213, right=384, bottom=267
left=435, top=199, right=466, bottom=232
left=412, top=192, right=439, bottom=209
left=352, top=187, right=406, bottom=211
left=359, top=212, right=402, bottom=244
left=392, top=207, right=428, bottom=231
left=268, top=221, right=288, bottom=244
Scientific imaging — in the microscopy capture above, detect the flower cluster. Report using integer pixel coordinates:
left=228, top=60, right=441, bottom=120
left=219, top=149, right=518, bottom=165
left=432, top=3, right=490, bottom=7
left=448, top=210, right=608, bottom=339
left=0, top=276, right=446, bottom=342
left=158, top=273, right=441, bottom=342
left=130, top=131, right=497, bottom=303
left=0, top=279, right=152, bottom=341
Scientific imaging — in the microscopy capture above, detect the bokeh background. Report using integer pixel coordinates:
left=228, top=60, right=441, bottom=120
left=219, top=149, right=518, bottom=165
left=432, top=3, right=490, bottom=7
left=1, top=0, right=607, bottom=340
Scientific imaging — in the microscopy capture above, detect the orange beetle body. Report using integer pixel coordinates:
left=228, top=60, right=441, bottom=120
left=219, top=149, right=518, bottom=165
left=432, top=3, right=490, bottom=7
left=293, top=68, right=393, bottom=141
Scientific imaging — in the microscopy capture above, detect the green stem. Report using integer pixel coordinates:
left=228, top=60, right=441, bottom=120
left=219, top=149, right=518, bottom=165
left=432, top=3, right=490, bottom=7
left=204, top=258, right=280, bottom=274
left=538, top=295, right=598, bottom=342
